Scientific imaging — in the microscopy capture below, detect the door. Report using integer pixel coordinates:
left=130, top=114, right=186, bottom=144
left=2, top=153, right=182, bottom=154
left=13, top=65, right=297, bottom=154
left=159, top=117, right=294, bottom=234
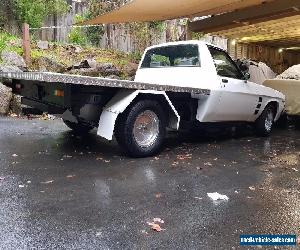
left=208, top=46, right=258, bottom=122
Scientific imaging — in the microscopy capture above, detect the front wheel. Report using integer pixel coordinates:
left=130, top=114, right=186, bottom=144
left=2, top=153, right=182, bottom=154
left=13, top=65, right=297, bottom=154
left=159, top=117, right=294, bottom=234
left=255, top=105, right=275, bottom=137
left=115, top=100, right=167, bottom=157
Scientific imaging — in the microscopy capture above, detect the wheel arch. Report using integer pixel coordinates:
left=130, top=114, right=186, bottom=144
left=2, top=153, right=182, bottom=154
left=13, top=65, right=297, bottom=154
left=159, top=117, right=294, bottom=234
left=264, top=100, right=282, bottom=121
left=97, top=89, right=180, bottom=140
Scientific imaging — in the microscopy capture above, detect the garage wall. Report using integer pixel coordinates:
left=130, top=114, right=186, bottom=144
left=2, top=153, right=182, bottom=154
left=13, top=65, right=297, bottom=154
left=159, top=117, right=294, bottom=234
left=228, top=40, right=300, bottom=74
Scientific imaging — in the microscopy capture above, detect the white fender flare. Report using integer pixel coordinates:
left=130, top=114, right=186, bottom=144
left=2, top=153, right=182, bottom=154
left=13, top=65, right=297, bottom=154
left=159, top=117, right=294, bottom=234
left=97, top=89, right=180, bottom=140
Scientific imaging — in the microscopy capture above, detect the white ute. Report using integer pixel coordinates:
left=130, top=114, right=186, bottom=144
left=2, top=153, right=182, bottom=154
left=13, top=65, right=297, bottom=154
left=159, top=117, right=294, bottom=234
left=99, top=41, right=285, bottom=156
left=0, top=41, right=285, bottom=157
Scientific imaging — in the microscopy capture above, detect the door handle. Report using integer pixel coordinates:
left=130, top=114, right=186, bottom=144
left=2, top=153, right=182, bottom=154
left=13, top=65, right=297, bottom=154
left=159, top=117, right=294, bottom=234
left=222, top=79, right=228, bottom=83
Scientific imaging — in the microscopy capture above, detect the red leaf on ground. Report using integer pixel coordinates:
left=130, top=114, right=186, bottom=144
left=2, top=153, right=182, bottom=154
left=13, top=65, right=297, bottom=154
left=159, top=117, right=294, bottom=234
left=147, top=222, right=163, bottom=232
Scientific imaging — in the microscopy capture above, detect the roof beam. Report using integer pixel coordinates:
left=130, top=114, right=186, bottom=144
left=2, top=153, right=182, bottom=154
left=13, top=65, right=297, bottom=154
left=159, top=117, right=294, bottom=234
left=189, top=0, right=300, bottom=33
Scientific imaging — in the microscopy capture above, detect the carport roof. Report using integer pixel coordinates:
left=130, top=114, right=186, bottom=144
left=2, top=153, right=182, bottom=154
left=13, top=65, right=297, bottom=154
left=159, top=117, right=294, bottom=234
left=210, top=15, right=300, bottom=47
left=189, top=0, right=300, bottom=48
left=82, top=0, right=274, bottom=25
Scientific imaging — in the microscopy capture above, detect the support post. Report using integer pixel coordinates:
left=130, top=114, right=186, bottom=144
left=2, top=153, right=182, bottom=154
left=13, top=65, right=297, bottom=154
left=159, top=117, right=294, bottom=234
left=186, top=20, right=192, bottom=40
left=22, top=23, right=31, bottom=65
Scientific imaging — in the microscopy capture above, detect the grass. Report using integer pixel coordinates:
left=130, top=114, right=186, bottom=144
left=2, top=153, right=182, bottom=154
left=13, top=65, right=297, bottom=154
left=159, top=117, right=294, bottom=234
left=0, top=31, right=23, bottom=63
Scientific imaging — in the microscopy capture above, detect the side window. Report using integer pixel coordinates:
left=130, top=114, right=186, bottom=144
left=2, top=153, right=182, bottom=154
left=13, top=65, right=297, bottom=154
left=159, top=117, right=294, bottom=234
left=208, top=46, right=244, bottom=79
left=141, top=44, right=200, bottom=68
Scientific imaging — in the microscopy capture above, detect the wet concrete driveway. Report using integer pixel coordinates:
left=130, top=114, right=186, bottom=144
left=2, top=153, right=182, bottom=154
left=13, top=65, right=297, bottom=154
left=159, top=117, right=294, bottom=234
left=0, top=117, right=299, bottom=249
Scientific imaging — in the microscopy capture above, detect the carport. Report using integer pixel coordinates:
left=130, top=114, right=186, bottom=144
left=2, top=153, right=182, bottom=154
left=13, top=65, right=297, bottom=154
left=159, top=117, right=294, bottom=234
left=82, top=0, right=300, bottom=74
left=188, top=0, right=300, bottom=74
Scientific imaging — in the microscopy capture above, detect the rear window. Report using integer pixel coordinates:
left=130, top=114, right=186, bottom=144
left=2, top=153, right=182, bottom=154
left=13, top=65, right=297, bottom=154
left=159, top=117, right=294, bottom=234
left=141, top=44, right=200, bottom=68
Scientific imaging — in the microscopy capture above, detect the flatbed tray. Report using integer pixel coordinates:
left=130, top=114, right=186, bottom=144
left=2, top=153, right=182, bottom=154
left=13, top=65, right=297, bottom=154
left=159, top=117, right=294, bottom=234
left=0, top=71, right=210, bottom=95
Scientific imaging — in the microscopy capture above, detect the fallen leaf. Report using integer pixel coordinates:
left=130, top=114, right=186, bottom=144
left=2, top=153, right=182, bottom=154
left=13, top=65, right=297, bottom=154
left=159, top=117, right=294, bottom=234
left=194, top=197, right=203, bottom=200
left=41, top=180, right=54, bottom=184
left=155, top=193, right=162, bottom=198
left=66, top=175, right=76, bottom=178
left=177, top=154, right=192, bottom=160
left=153, top=218, right=164, bottom=224
left=147, top=222, right=163, bottom=232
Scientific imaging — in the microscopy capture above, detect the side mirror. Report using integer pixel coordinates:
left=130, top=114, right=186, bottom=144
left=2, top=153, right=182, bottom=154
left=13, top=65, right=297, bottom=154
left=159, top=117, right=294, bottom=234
left=244, top=72, right=250, bottom=81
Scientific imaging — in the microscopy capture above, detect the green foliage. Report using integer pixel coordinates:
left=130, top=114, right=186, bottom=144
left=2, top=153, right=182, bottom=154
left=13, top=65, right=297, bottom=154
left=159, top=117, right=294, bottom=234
left=149, top=21, right=165, bottom=32
left=68, top=15, right=88, bottom=46
left=128, top=52, right=142, bottom=64
left=0, top=30, right=20, bottom=54
left=83, top=12, right=104, bottom=47
left=192, top=32, right=205, bottom=40
left=83, top=0, right=120, bottom=46
left=128, top=22, right=165, bottom=53
left=152, top=54, right=170, bottom=66
left=14, top=0, right=69, bottom=28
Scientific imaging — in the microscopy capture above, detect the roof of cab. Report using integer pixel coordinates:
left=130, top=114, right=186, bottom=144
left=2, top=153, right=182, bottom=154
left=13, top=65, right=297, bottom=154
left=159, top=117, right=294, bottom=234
left=145, top=40, right=223, bottom=51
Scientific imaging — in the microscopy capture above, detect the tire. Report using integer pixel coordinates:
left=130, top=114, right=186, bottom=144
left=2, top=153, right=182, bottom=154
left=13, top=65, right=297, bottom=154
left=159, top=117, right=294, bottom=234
left=255, top=105, right=275, bottom=137
left=115, top=100, right=167, bottom=157
left=63, top=119, right=93, bottom=134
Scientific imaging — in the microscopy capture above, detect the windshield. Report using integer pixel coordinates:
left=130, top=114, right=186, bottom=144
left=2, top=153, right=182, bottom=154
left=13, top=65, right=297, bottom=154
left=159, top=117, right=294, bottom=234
left=141, top=44, right=200, bottom=68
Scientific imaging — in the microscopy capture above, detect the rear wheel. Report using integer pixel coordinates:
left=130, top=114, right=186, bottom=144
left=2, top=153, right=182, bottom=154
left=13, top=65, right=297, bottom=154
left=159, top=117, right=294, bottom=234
left=255, top=105, right=275, bottom=137
left=63, top=119, right=93, bottom=134
left=115, top=100, right=167, bottom=157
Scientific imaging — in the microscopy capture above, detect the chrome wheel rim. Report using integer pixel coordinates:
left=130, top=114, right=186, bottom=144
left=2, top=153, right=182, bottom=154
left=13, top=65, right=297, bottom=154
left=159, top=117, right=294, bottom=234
left=265, top=109, right=274, bottom=132
left=133, top=110, right=159, bottom=148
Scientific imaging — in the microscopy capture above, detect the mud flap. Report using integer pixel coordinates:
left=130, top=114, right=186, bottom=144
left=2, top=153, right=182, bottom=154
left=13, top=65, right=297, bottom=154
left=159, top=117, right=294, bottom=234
left=97, top=89, right=180, bottom=140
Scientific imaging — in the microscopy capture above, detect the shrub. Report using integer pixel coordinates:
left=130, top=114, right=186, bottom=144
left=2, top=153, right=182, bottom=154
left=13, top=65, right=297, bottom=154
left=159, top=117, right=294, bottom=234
left=0, top=31, right=20, bottom=54
left=68, top=15, right=88, bottom=46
